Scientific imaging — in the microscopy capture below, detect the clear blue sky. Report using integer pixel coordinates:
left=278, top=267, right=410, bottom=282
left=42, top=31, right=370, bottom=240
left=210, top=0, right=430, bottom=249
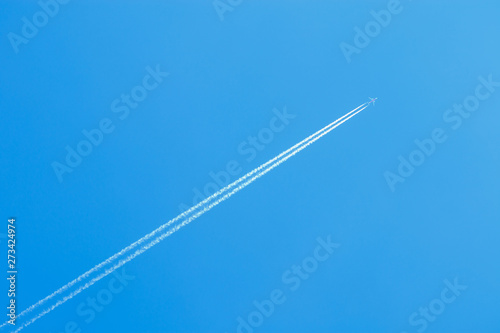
left=1, top=1, right=499, bottom=332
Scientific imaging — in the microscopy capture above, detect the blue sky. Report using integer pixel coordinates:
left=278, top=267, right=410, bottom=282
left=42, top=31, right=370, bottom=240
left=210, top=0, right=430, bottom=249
left=1, top=1, right=499, bottom=332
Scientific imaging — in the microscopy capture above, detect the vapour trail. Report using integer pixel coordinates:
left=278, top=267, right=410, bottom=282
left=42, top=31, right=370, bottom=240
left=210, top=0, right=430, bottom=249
left=12, top=103, right=369, bottom=332
left=5, top=102, right=368, bottom=329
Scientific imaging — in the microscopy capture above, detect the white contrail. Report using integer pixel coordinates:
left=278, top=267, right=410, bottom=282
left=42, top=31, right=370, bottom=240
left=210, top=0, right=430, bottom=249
left=12, top=102, right=370, bottom=332
left=5, top=102, right=368, bottom=328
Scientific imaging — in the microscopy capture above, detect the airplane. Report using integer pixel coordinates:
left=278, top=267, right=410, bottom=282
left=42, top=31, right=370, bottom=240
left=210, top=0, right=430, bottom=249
left=368, top=97, right=378, bottom=105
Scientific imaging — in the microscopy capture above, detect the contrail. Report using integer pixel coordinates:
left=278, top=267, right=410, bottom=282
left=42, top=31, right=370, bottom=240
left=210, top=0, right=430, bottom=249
left=5, top=102, right=368, bottom=329
left=6, top=102, right=368, bottom=327
left=11, top=102, right=370, bottom=332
